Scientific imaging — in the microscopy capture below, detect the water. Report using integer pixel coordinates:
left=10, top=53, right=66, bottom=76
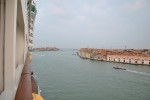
left=31, top=50, right=150, bottom=100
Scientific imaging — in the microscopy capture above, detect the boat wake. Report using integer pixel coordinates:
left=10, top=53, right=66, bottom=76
left=39, top=55, right=45, bottom=56
left=126, top=70, right=150, bottom=76
left=32, top=54, right=45, bottom=56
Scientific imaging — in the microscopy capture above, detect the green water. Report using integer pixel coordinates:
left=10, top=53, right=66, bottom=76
left=31, top=50, right=150, bottom=100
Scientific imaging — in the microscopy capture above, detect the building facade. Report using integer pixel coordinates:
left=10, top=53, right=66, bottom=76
left=107, top=54, right=150, bottom=65
left=78, top=48, right=150, bottom=66
left=28, top=0, right=37, bottom=50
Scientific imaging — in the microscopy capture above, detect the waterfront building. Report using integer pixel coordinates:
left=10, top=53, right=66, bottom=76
left=78, top=48, right=92, bottom=59
left=94, top=49, right=107, bottom=61
left=107, top=54, right=150, bottom=65
left=78, top=48, right=150, bottom=66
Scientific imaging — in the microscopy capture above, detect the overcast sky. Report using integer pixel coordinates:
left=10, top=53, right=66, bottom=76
left=34, top=0, right=150, bottom=49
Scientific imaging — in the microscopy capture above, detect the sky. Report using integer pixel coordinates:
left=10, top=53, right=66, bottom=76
left=34, top=0, right=150, bottom=49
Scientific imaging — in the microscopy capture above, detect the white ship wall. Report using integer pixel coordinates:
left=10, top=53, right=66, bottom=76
left=0, top=0, right=30, bottom=100
left=0, top=0, right=5, bottom=94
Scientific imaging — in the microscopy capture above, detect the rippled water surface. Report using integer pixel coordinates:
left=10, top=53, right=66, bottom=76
left=31, top=50, right=150, bottom=100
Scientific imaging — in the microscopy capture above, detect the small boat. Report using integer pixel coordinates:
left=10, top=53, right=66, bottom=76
left=113, top=66, right=126, bottom=70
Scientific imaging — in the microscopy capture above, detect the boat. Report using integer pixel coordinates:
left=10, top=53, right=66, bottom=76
left=0, top=0, right=43, bottom=100
left=113, top=66, right=126, bottom=70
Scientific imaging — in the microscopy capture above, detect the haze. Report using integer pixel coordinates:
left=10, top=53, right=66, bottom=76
left=34, top=0, right=150, bottom=49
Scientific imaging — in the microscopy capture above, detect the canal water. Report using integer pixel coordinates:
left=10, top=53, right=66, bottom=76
left=31, top=50, right=150, bottom=100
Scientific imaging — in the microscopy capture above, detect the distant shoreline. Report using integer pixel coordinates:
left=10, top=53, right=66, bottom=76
left=32, top=47, right=59, bottom=52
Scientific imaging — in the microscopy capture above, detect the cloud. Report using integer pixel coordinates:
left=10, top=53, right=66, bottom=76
left=34, top=0, right=150, bottom=48
left=50, top=6, right=65, bottom=15
left=76, top=15, right=87, bottom=21
left=123, top=1, right=144, bottom=11
left=81, top=0, right=108, bottom=16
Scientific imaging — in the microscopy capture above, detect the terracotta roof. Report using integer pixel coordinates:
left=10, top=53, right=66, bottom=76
left=79, top=48, right=150, bottom=57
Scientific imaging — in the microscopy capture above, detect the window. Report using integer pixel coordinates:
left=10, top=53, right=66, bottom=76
left=31, top=7, right=35, bottom=12
left=31, top=20, right=33, bottom=24
left=31, top=5, right=37, bottom=14
left=31, top=33, right=33, bottom=37
left=30, top=27, right=33, bottom=30
left=118, top=58, right=120, bottom=62
left=29, top=32, right=33, bottom=37
left=149, top=60, right=150, bottom=65
left=29, top=39, right=33, bottom=43
left=142, top=59, right=144, bottom=64
left=27, top=1, right=30, bottom=6
left=124, top=58, right=125, bottom=62
left=129, top=59, right=131, bottom=63
left=0, top=1, right=4, bottom=93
